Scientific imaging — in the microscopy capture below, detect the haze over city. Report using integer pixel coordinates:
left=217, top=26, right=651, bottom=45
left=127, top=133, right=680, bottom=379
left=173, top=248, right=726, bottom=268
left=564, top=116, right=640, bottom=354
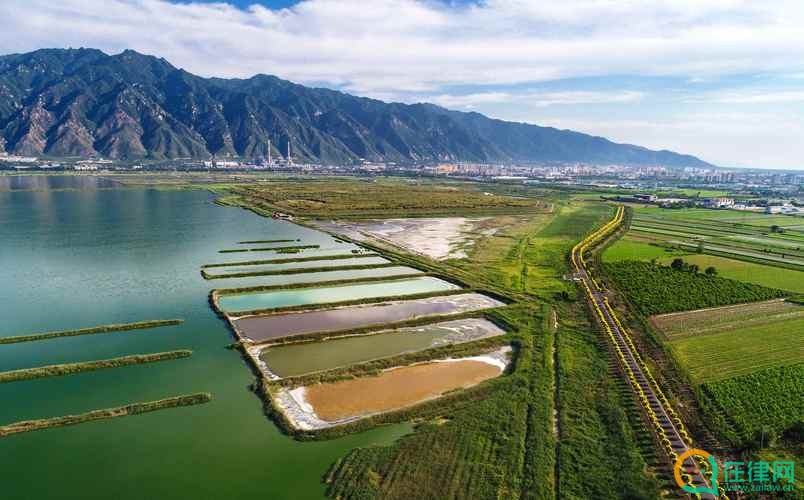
left=2, top=0, right=803, bottom=169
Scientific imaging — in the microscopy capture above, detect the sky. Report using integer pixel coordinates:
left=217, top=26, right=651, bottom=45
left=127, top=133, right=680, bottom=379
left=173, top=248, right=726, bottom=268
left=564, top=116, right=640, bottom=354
left=1, top=0, right=803, bottom=169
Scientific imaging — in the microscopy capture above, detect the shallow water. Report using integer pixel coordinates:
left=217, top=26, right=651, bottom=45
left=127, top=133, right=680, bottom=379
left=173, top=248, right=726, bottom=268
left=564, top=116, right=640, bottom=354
left=0, top=182, right=410, bottom=500
left=0, top=174, right=121, bottom=190
left=210, top=266, right=422, bottom=289
left=204, top=255, right=390, bottom=276
left=260, top=318, right=506, bottom=377
left=218, top=276, right=459, bottom=312
left=233, top=293, right=504, bottom=342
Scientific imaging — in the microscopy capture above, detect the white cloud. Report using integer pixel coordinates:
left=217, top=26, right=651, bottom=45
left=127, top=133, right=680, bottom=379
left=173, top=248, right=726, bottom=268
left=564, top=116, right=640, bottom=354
left=690, top=89, right=804, bottom=104
left=1, top=0, right=803, bottom=168
left=430, top=90, right=644, bottom=109
left=535, top=111, right=804, bottom=169
left=0, top=0, right=802, bottom=94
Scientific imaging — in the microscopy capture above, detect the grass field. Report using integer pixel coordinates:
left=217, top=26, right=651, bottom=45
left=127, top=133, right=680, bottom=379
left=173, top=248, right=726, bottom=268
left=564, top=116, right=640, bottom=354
left=651, top=299, right=798, bottom=338
left=658, top=303, right=804, bottom=382
left=455, top=202, right=614, bottom=298
left=656, top=254, right=804, bottom=293
left=602, top=236, right=685, bottom=262
left=228, top=177, right=548, bottom=217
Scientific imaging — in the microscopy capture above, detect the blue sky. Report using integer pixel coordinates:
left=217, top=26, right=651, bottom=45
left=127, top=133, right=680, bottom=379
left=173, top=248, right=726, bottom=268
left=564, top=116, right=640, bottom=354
left=2, top=0, right=803, bottom=169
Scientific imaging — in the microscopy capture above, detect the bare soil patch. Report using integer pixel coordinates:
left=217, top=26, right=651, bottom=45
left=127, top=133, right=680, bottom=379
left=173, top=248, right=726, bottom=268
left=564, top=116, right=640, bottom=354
left=305, top=360, right=501, bottom=421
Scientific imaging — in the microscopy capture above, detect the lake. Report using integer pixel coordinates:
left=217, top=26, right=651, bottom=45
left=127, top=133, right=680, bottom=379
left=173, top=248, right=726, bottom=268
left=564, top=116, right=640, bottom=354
left=0, top=177, right=411, bottom=500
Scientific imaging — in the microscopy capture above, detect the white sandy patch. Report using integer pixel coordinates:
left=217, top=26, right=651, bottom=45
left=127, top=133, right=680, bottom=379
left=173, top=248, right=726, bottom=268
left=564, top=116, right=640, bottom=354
left=433, top=346, right=511, bottom=372
left=318, top=217, right=489, bottom=260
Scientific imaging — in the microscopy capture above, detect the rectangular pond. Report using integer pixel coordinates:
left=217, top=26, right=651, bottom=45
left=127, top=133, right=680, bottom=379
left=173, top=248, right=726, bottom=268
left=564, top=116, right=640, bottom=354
left=275, top=347, right=511, bottom=429
left=232, top=293, right=504, bottom=341
left=204, top=256, right=390, bottom=277
left=259, top=318, right=505, bottom=377
left=217, top=276, right=459, bottom=313
left=209, top=266, right=423, bottom=289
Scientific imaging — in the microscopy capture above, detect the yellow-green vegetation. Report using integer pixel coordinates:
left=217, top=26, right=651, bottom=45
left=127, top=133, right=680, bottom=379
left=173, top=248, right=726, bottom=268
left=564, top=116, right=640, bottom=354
left=625, top=206, right=804, bottom=271
left=651, top=299, right=798, bottom=339
left=201, top=262, right=404, bottom=280
left=227, top=177, right=548, bottom=217
left=0, top=350, right=192, bottom=384
left=702, top=364, right=804, bottom=446
left=237, top=239, right=297, bottom=244
left=657, top=253, right=804, bottom=293
left=757, top=448, right=804, bottom=491
left=602, top=261, right=785, bottom=315
left=556, top=301, right=661, bottom=498
left=454, top=203, right=613, bottom=299
left=602, top=236, right=685, bottom=262
left=218, top=244, right=320, bottom=253
left=202, top=253, right=379, bottom=268
left=322, top=200, right=659, bottom=499
left=0, top=319, right=183, bottom=345
left=0, top=393, right=212, bottom=438
left=663, top=308, right=804, bottom=383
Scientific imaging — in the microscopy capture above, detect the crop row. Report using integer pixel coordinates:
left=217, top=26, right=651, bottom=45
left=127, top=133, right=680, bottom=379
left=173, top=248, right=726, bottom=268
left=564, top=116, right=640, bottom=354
left=702, top=363, right=804, bottom=445
left=602, top=261, right=786, bottom=316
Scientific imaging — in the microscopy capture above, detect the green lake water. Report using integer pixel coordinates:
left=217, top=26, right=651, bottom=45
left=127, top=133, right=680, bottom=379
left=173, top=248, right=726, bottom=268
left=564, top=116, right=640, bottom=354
left=0, top=178, right=411, bottom=500
left=260, top=325, right=465, bottom=377
left=204, top=255, right=390, bottom=275
left=218, top=276, right=459, bottom=312
left=210, top=266, right=422, bottom=289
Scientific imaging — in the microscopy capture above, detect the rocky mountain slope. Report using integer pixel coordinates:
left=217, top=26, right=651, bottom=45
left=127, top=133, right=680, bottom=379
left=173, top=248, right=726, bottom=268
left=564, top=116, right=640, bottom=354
left=0, top=48, right=710, bottom=166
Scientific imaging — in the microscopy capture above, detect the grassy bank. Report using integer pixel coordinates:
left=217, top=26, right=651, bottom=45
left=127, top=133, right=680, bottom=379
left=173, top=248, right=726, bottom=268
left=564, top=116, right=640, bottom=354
left=218, top=244, right=320, bottom=254
left=0, top=319, right=183, bottom=345
left=0, top=393, right=212, bottom=438
left=0, top=350, right=192, bottom=384
left=202, top=253, right=380, bottom=268
left=201, top=262, right=406, bottom=280
left=237, top=239, right=297, bottom=244
left=273, top=337, right=514, bottom=389
left=212, top=288, right=474, bottom=318
left=251, top=308, right=511, bottom=347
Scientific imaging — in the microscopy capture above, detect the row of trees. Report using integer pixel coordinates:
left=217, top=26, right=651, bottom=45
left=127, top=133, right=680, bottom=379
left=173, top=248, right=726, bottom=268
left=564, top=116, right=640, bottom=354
left=603, top=261, right=785, bottom=315
left=668, top=257, right=718, bottom=275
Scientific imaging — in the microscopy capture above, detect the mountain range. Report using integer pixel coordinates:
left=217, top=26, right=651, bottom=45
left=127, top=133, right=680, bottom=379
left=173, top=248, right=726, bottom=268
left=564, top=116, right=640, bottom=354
left=0, top=48, right=710, bottom=167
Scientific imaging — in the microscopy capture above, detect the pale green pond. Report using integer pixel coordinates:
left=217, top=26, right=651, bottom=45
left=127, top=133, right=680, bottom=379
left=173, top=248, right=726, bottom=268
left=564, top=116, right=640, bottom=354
left=218, top=276, right=459, bottom=312
left=260, top=318, right=505, bottom=377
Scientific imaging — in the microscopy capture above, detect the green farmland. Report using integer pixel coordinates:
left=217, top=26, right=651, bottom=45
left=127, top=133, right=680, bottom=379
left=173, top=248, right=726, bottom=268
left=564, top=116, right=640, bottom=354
left=703, top=364, right=804, bottom=441
left=651, top=300, right=804, bottom=382
left=602, top=236, right=685, bottom=262
left=657, top=254, right=804, bottom=293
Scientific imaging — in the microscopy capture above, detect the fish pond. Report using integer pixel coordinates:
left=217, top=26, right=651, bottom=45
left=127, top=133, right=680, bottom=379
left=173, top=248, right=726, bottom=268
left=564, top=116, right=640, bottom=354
left=259, top=318, right=506, bottom=377
left=233, top=293, right=504, bottom=342
left=217, top=276, right=460, bottom=313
